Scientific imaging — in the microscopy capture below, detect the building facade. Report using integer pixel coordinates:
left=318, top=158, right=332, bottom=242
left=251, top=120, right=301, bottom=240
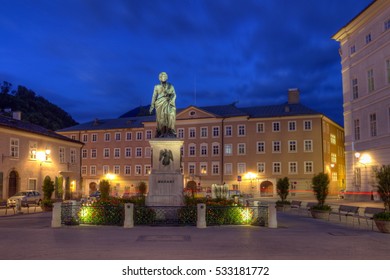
left=58, top=89, right=345, bottom=199
left=0, top=112, right=83, bottom=200
left=333, top=0, right=390, bottom=200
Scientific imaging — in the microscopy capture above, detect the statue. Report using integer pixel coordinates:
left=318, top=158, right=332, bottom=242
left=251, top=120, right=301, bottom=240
left=159, top=149, right=173, bottom=166
left=149, top=72, right=176, bottom=138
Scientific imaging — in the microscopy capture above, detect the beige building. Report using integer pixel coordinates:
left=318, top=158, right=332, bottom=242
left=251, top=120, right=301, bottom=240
left=333, top=0, right=390, bottom=200
left=0, top=112, right=83, bottom=200
left=58, top=89, right=345, bottom=199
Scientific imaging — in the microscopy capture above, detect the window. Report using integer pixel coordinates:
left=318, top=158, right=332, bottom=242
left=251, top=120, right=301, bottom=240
left=304, top=140, right=313, bottom=152
left=365, top=33, right=372, bottom=44
left=144, top=165, right=151, bottom=175
left=125, top=147, right=132, bottom=158
left=82, top=149, right=87, bottom=159
left=289, top=162, right=298, bottom=174
left=103, top=148, right=110, bottom=158
left=368, top=69, right=375, bottom=92
left=257, top=162, right=265, bottom=174
left=81, top=166, right=87, bottom=175
left=272, top=162, right=281, bottom=174
left=237, top=143, right=246, bottom=155
left=212, top=162, right=219, bottom=175
left=370, top=113, right=377, bottom=137
left=352, top=78, right=358, bottom=99
left=355, top=168, right=361, bottom=187
left=135, top=165, right=142, bottom=175
left=200, top=127, right=208, bottom=138
left=288, top=140, right=297, bottom=152
left=330, top=134, right=336, bottom=145
left=90, top=165, right=96, bottom=175
left=224, top=144, right=232, bottom=156
left=70, top=135, right=76, bottom=140
left=331, top=153, right=337, bottom=164
left=59, top=147, right=65, bottom=163
left=272, top=141, right=281, bottom=153
left=256, top=122, right=265, bottom=133
left=92, top=134, right=97, bottom=142
left=189, top=128, right=196, bottom=138
left=189, top=144, right=196, bottom=156
left=115, top=132, right=121, bottom=141
left=200, top=144, right=208, bottom=156
left=200, top=163, right=207, bottom=175
left=237, top=163, right=246, bottom=174
left=288, top=121, right=296, bottom=131
left=114, top=165, right=120, bottom=174
left=332, top=172, right=338, bottom=182
left=224, top=163, right=232, bottom=175
left=350, top=45, right=356, bottom=54
left=212, top=126, right=220, bottom=137
left=257, top=142, right=265, bottom=153
left=212, top=143, right=219, bottom=156
left=178, top=128, right=184, bottom=139
left=91, top=149, right=97, bottom=159
left=272, top=122, right=280, bottom=132
left=146, top=130, right=152, bottom=140
left=304, top=161, right=313, bottom=174
left=385, top=19, right=390, bottom=30
left=303, top=120, right=312, bottom=131
left=126, top=132, right=132, bottom=141
left=225, top=125, right=232, bottom=136
left=29, top=141, right=37, bottom=160
left=136, top=147, right=142, bottom=157
left=145, top=147, right=151, bottom=158
left=70, top=149, right=76, bottom=164
left=104, top=133, right=110, bottom=142
left=10, top=138, right=19, bottom=158
left=124, top=165, right=131, bottom=175
left=136, top=131, right=142, bottom=140
left=387, top=59, right=390, bottom=84
left=237, top=125, right=245, bottom=136
left=188, top=163, right=196, bottom=175
left=114, top=148, right=120, bottom=158
left=354, top=119, right=360, bottom=141
left=82, top=134, right=88, bottom=142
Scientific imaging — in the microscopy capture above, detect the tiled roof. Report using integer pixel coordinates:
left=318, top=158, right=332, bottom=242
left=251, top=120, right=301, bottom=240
left=0, top=115, right=82, bottom=144
left=241, top=103, right=321, bottom=118
left=198, top=104, right=248, bottom=117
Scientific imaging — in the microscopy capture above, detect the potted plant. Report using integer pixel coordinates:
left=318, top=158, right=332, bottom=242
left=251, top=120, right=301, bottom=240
left=373, top=165, right=390, bottom=233
left=310, top=172, right=331, bottom=219
left=275, top=177, right=291, bottom=211
left=41, top=176, right=55, bottom=211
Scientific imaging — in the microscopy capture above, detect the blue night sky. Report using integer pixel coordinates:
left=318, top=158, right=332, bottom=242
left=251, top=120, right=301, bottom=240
left=0, top=0, right=372, bottom=125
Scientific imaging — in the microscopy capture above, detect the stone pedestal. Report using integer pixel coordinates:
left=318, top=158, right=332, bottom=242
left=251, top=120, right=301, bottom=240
left=146, top=139, right=184, bottom=206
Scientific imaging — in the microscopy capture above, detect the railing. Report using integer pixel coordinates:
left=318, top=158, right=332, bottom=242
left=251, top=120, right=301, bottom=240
left=60, top=203, right=269, bottom=227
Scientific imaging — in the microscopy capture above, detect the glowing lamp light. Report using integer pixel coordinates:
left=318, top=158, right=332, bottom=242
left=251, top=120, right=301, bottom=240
left=35, top=151, right=46, bottom=162
left=105, top=173, right=115, bottom=180
left=359, top=154, right=372, bottom=165
left=244, top=172, right=257, bottom=180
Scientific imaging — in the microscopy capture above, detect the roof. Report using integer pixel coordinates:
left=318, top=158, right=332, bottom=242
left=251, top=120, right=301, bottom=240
left=58, top=102, right=326, bottom=132
left=0, top=115, right=82, bottom=145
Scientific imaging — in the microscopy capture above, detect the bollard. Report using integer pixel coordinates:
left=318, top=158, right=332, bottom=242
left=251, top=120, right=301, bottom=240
left=51, top=202, right=62, bottom=228
left=123, top=203, right=134, bottom=228
left=15, top=198, right=22, bottom=214
left=268, top=202, right=278, bottom=228
left=197, top=203, right=206, bottom=228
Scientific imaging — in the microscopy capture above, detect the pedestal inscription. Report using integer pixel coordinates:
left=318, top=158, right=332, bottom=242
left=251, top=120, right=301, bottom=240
left=146, top=139, right=184, bottom=206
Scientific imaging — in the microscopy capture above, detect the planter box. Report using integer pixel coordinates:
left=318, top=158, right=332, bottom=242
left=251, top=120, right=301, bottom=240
left=374, top=219, right=390, bottom=233
left=310, top=209, right=330, bottom=220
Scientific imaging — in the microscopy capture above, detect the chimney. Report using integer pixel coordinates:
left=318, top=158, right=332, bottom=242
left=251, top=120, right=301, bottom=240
left=288, top=88, right=300, bottom=104
left=12, top=111, right=22, bottom=120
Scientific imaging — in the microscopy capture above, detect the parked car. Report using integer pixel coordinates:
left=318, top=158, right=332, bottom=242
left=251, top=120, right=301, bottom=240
left=7, top=190, right=42, bottom=207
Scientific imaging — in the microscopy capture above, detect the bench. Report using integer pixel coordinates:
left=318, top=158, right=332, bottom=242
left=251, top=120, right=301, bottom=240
left=0, top=201, right=16, bottom=215
left=26, top=201, right=40, bottom=213
left=290, top=200, right=302, bottom=213
left=333, top=205, right=360, bottom=225
left=305, top=202, right=317, bottom=216
left=360, top=207, right=384, bottom=230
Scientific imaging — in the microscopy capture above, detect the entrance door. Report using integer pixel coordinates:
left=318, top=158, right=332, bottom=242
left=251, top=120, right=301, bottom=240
left=8, top=171, right=18, bottom=197
left=260, top=180, right=273, bottom=197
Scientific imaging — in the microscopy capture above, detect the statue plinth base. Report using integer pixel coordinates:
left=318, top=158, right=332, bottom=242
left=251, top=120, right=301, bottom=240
left=146, top=138, right=184, bottom=206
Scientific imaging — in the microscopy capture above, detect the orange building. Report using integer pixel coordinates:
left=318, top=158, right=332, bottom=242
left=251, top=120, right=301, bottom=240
left=58, top=89, right=345, bottom=199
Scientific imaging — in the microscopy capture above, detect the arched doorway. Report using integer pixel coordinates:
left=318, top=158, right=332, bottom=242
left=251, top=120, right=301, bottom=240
left=8, top=170, right=19, bottom=197
left=89, top=182, right=97, bottom=194
left=260, top=180, right=273, bottom=197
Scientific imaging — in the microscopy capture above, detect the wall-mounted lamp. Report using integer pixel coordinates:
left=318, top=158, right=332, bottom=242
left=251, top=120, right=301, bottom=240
left=34, top=149, right=51, bottom=165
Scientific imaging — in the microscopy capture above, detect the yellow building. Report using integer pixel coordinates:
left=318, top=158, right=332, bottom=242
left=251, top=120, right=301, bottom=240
left=333, top=0, right=390, bottom=200
left=58, top=89, right=345, bottom=200
left=0, top=112, right=83, bottom=200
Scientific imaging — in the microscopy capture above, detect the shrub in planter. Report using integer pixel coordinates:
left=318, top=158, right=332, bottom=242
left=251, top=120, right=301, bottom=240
left=310, top=172, right=331, bottom=218
left=99, top=180, right=110, bottom=200
left=372, top=165, right=390, bottom=233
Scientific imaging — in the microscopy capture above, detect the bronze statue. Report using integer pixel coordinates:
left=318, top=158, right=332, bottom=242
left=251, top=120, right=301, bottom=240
left=149, top=72, right=176, bottom=138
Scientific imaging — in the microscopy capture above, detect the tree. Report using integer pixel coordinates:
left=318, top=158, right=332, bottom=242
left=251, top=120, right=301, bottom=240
left=99, top=180, right=110, bottom=200
left=1, top=81, right=12, bottom=95
left=312, top=172, right=330, bottom=208
left=374, top=165, right=390, bottom=212
left=276, top=177, right=290, bottom=203
left=138, top=181, right=147, bottom=197
left=42, top=176, right=55, bottom=200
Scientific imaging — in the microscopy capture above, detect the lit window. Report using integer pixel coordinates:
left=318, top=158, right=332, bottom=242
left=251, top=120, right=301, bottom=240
left=257, top=162, right=265, bottom=174
left=237, top=163, right=246, bottom=175
left=224, top=163, right=232, bottom=175
left=224, top=144, right=232, bottom=155
left=304, top=140, right=313, bottom=152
